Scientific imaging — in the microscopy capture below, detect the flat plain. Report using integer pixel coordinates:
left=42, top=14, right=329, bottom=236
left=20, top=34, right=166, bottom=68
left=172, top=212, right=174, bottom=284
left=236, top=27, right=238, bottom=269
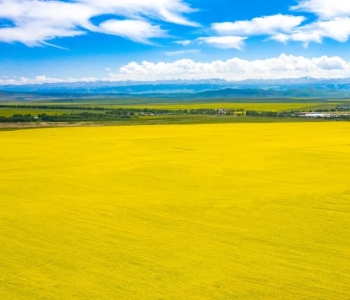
left=71, top=102, right=339, bottom=112
left=1, top=123, right=350, bottom=299
left=0, top=108, right=88, bottom=117
left=104, top=102, right=337, bottom=111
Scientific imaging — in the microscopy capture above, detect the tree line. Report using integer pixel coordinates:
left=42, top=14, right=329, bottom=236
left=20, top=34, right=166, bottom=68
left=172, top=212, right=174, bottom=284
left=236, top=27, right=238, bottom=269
left=0, top=105, right=245, bottom=120
left=0, top=112, right=134, bottom=123
left=246, top=110, right=292, bottom=117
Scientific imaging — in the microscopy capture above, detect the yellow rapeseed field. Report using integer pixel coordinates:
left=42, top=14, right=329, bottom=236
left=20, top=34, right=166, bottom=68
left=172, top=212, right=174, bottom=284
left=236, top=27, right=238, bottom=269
left=1, top=123, right=349, bottom=299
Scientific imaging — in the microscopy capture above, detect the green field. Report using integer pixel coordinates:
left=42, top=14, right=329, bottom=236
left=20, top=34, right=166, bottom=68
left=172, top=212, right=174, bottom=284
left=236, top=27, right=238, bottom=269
left=1, top=123, right=349, bottom=299
left=1, top=99, right=349, bottom=128
left=0, top=108, right=90, bottom=117
left=0, top=101, right=342, bottom=117
left=45, top=100, right=343, bottom=111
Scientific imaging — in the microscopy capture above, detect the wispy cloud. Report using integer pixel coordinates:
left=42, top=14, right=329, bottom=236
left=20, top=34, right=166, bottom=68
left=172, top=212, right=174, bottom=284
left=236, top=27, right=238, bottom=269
left=174, top=40, right=191, bottom=46
left=197, top=36, right=246, bottom=50
left=99, top=20, right=167, bottom=44
left=165, top=49, right=200, bottom=56
left=0, top=0, right=197, bottom=47
left=212, top=15, right=305, bottom=36
left=2, top=0, right=350, bottom=54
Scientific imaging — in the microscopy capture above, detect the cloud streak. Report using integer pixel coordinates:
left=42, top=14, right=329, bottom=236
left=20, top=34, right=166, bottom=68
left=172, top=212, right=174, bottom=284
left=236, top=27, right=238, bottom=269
left=0, top=0, right=196, bottom=46
left=165, top=49, right=201, bottom=56
left=212, top=15, right=305, bottom=36
left=197, top=36, right=247, bottom=50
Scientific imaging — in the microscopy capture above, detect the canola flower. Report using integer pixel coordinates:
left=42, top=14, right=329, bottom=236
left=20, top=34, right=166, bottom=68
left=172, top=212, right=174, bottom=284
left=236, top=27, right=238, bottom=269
left=0, top=123, right=349, bottom=299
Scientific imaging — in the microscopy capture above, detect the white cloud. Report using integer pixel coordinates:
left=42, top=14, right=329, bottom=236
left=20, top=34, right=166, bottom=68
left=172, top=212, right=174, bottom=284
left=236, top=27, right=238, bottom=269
left=271, top=17, right=350, bottom=46
left=3, top=54, right=350, bottom=84
left=79, top=0, right=197, bottom=26
left=199, top=15, right=304, bottom=50
left=277, top=1, right=350, bottom=46
left=212, top=15, right=305, bottom=36
left=165, top=49, right=200, bottom=56
left=174, top=40, right=191, bottom=46
left=292, top=0, right=350, bottom=20
left=0, top=75, right=98, bottom=85
left=2, top=0, right=350, bottom=53
left=207, top=10, right=350, bottom=48
left=108, top=54, right=350, bottom=81
left=197, top=36, right=247, bottom=49
left=0, top=24, right=84, bottom=47
left=99, top=20, right=166, bottom=44
left=0, top=0, right=196, bottom=46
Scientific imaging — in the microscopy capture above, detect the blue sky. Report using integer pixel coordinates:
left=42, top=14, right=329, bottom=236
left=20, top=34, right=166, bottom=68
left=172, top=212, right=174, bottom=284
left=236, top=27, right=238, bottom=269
left=1, top=0, right=350, bottom=83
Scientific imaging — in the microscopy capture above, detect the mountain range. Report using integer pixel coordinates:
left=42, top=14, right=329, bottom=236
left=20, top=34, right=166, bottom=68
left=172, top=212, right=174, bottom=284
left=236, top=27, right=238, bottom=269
left=1, top=77, right=350, bottom=101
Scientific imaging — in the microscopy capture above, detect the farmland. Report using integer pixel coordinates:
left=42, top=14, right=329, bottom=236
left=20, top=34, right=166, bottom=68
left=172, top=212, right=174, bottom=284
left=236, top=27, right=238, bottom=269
left=0, top=107, right=89, bottom=117
left=3, top=100, right=341, bottom=112
left=101, top=102, right=339, bottom=111
left=1, top=123, right=349, bottom=299
left=1, top=100, right=348, bottom=126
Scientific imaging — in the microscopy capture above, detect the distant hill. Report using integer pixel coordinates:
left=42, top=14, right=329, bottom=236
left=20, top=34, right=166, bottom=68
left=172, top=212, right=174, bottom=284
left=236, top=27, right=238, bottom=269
left=193, top=88, right=349, bottom=99
left=2, top=77, right=350, bottom=95
left=195, top=88, right=280, bottom=98
left=1, top=85, right=350, bottom=103
left=0, top=82, right=229, bottom=94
